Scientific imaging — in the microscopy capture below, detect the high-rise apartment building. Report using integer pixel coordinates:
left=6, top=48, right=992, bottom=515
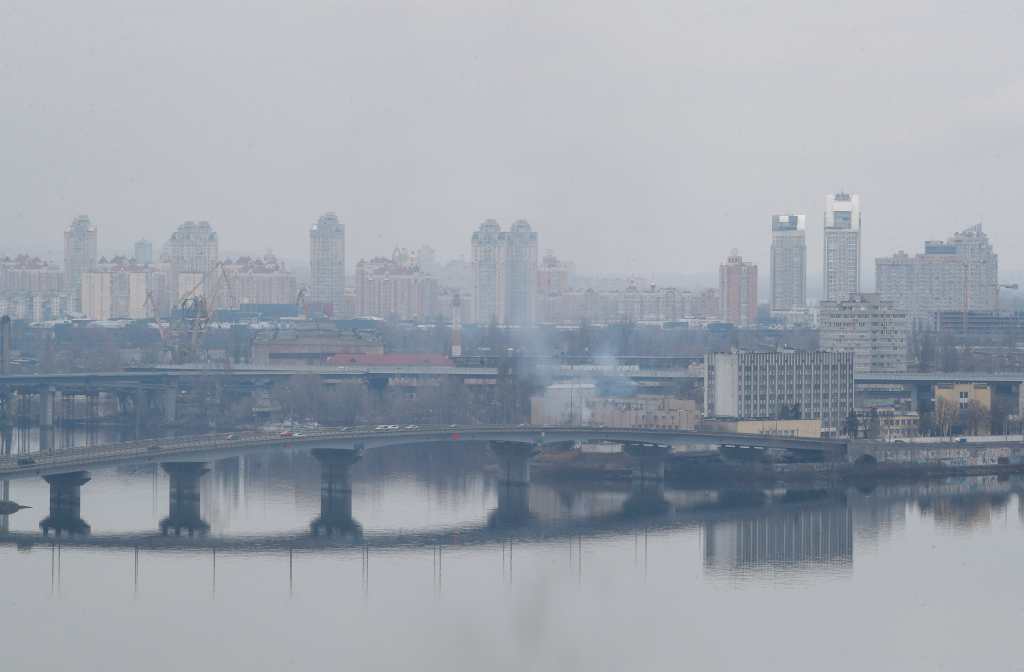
left=503, top=221, right=539, bottom=326
left=823, top=193, right=861, bottom=302
left=0, top=255, right=68, bottom=321
left=818, top=293, right=909, bottom=373
left=719, top=251, right=758, bottom=326
left=64, top=215, right=98, bottom=312
left=309, top=212, right=346, bottom=317
left=162, top=221, right=219, bottom=300
left=80, top=256, right=169, bottom=320
left=876, top=224, right=999, bottom=326
left=134, top=239, right=153, bottom=265
left=471, top=220, right=501, bottom=324
left=355, top=249, right=439, bottom=321
left=470, top=219, right=538, bottom=325
left=537, top=253, right=573, bottom=297
left=705, top=350, right=855, bottom=436
left=769, top=214, right=806, bottom=313
left=221, top=254, right=298, bottom=308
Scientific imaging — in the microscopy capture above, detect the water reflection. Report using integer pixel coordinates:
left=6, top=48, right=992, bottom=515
left=0, top=443, right=1022, bottom=571
left=159, top=462, right=210, bottom=536
left=703, top=499, right=853, bottom=575
left=1, top=443, right=1023, bottom=671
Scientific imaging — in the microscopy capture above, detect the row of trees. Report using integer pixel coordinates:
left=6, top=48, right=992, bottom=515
left=269, top=370, right=538, bottom=427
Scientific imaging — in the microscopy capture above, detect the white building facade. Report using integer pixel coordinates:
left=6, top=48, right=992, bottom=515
left=876, top=224, right=999, bottom=326
left=818, top=293, right=909, bottom=373
left=471, top=219, right=538, bottom=325
left=770, top=214, right=806, bottom=313
left=823, top=193, right=861, bottom=302
left=309, top=212, right=346, bottom=316
left=705, top=350, right=855, bottom=437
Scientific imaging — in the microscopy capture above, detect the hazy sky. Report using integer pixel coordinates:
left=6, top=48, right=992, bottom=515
left=2, top=0, right=1022, bottom=280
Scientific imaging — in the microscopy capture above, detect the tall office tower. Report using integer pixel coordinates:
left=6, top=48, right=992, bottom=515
left=163, top=221, right=219, bottom=299
left=823, top=193, right=861, bottom=301
left=719, top=251, right=758, bottom=326
left=876, top=224, right=999, bottom=326
left=309, top=212, right=346, bottom=316
left=769, top=215, right=806, bottom=313
left=64, top=215, right=98, bottom=312
left=470, top=219, right=539, bottom=326
left=134, top=239, right=153, bottom=265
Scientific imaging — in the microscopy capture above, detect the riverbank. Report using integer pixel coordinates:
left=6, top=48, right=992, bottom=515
left=529, top=449, right=1024, bottom=488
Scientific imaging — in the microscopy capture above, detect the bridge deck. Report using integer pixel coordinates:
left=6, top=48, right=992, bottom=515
left=0, top=425, right=846, bottom=479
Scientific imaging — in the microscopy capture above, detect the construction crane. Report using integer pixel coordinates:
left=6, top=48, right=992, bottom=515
left=163, top=263, right=238, bottom=364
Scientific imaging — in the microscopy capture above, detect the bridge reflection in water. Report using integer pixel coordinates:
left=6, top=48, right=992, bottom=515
left=2, top=443, right=1023, bottom=591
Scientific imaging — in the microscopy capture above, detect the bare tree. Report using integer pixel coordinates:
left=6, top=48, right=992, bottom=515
left=934, top=398, right=959, bottom=437
left=960, top=399, right=991, bottom=436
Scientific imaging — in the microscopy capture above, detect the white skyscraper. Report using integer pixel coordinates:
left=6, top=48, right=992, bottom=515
left=769, top=214, right=806, bottom=313
left=823, top=193, right=861, bottom=302
left=309, top=212, right=346, bottom=316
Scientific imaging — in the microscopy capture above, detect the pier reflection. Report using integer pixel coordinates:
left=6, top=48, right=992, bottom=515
left=159, top=462, right=210, bottom=536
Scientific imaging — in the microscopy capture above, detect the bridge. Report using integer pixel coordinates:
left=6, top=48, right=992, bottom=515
left=0, top=424, right=844, bottom=539
left=0, top=424, right=845, bottom=481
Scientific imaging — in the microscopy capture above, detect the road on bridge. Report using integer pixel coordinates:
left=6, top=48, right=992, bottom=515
left=0, top=424, right=847, bottom=479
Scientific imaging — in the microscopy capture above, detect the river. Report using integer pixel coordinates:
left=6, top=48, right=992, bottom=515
left=0, top=435, right=1018, bottom=670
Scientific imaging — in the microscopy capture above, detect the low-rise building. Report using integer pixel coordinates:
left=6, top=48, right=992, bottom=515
left=530, top=383, right=598, bottom=425
left=529, top=386, right=698, bottom=429
left=700, top=417, right=822, bottom=438
left=250, top=321, right=384, bottom=365
left=589, top=396, right=698, bottom=430
left=933, top=383, right=992, bottom=435
left=705, top=350, right=855, bottom=437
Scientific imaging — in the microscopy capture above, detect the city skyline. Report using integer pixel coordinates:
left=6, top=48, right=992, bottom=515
left=3, top=2, right=1023, bottom=278
left=1, top=210, right=1016, bottom=324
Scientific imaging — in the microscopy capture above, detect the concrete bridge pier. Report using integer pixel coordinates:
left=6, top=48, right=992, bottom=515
left=161, top=386, right=177, bottom=425
left=490, top=441, right=539, bottom=486
left=134, top=386, right=145, bottom=434
left=622, top=443, right=672, bottom=483
left=39, top=387, right=56, bottom=428
left=40, top=471, right=91, bottom=536
left=37, top=427, right=54, bottom=453
left=310, top=447, right=363, bottom=537
left=159, top=462, right=210, bottom=536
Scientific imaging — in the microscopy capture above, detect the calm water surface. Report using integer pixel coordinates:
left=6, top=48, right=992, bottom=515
left=0, top=431, right=1021, bottom=671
